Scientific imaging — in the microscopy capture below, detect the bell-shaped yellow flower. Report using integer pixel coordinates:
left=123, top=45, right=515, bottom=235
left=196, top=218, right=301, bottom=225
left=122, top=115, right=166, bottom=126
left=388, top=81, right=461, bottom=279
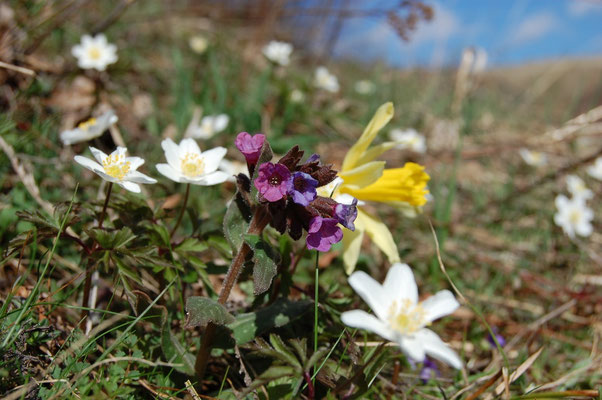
left=334, top=102, right=430, bottom=274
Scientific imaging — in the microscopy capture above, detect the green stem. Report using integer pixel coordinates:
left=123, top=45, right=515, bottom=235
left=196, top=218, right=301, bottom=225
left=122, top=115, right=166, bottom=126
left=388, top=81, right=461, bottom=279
left=194, top=205, right=270, bottom=381
left=313, top=251, right=319, bottom=385
left=81, top=182, right=112, bottom=329
left=170, top=183, right=190, bottom=240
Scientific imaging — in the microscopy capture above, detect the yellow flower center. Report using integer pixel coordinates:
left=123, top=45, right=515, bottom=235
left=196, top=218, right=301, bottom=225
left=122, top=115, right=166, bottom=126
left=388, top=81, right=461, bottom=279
left=102, top=153, right=131, bottom=180
left=180, top=153, right=204, bottom=177
left=569, top=210, right=582, bottom=225
left=77, top=117, right=97, bottom=131
left=88, top=46, right=102, bottom=60
left=388, top=299, right=428, bottom=335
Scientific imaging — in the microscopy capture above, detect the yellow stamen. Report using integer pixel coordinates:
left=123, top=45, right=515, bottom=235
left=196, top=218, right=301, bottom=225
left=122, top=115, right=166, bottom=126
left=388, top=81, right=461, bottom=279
left=388, top=299, right=428, bottom=335
left=88, top=46, right=102, bottom=60
left=180, top=153, right=204, bottom=177
left=102, top=153, right=131, bottom=180
left=569, top=210, right=581, bottom=225
left=77, top=117, right=97, bottom=131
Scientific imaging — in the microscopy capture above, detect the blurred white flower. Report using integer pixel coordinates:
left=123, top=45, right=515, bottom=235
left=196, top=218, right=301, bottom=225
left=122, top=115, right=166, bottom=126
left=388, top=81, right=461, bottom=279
left=186, top=114, right=229, bottom=139
left=189, top=35, right=208, bottom=54
left=566, top=175, right=593, bottom=200
left=262, top=40, right=293, bottom=66
left=390, top=128, right=427, bottom=153
left=587, top=157, right=602, bottom=180
left=60, top=110, right=118, bottom=145
left=354, top=80, right=376, bottom=95
left=554, top=195, right=593, bottom=238
left=519, top=148, right=547, bottom=167
left=290, top=89, right=305, bottom=103
left=74, top=146, right=156, bottom=193
left=341, top=263, right=462, bottom=369
left=314, top=66, right=339, bottom=93
left=219, top=159, right=248, bottom=182
left=157, top=138, right=229, bottom=185
left=71, top=34, right=117, bottom=71
left=473, top=48, right=488, bottom=73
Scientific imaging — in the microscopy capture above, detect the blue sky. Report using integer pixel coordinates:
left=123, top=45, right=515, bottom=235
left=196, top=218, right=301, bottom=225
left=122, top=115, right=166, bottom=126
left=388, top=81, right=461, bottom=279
left=334, top=0, right=602, bottom=67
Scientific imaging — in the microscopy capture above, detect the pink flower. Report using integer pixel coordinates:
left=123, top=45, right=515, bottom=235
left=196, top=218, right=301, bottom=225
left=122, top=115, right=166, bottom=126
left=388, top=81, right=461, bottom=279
left=306, top=216, right=343, bottom=252
left=254, top=162, right=292, bottom=202
left=235, top=132, right=265, bottom=165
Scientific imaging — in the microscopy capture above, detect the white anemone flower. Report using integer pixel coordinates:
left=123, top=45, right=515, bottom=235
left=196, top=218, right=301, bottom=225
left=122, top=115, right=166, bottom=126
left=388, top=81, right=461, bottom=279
left=71, top=34, right=118, bottom=71
left=519, top=148, right=547, bottom=167
left=587, top=157, right=602, bottom=180
left=189, top=35, right=208, bottom=54
left=290, top=89, right=305, bottom=103
left=566, top=175, right=593, bottom=200
left=60, top=110, right=118, bottom=145
left=341, top=263, right=462, bottom=369
left=156, top=138, right=229, bottom=185
left=314, top=66, right=340, bottom=93
left=219, top=159, right=248, bottom=182
left=262, top=41, right=293, bottom=66
left=186, top=114, right=229, bottom=140
left=554, top=195, right=594, bottom=238
left=389, top=128, right=427, bottom=153
left=74, top=146, right=156, bottom=193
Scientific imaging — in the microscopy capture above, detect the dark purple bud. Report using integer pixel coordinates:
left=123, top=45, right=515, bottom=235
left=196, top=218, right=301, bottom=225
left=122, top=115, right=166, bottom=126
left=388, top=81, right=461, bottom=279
left=419, top=358, right=440, bottom=383
left=289, top=171, right=318, bottom=206
left=334, top=198, right=358, bottom=231
left=306, top=216, right=343, bottom=252
left=254, top=162, right=292, bottom=202
left=487, top=328, right=506, bottom=348
left=235, top=132, right=265, bottom=165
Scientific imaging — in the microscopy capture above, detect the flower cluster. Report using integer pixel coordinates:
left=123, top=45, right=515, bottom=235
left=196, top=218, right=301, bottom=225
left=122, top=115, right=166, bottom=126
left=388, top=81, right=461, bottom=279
left=235, top=132, right=357, bottom=252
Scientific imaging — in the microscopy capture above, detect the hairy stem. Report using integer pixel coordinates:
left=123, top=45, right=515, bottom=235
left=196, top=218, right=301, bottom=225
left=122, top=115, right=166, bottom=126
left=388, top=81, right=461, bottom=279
left=194, top=205, right=270, bottom=380
left=170, top=183, right=190, bottom=240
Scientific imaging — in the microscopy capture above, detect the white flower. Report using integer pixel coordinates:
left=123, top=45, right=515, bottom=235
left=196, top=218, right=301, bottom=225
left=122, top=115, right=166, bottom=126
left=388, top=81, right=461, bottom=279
left=354, top=80, right=375, bottom=95
left=566, top=175, right=593, bottom=200
left=189, top=35, right=208, bottom=54
left=519, top=148, right=547, bottom=167
left=341, top=263, right=462, bottom=369
left=554, top=195, right=594, bottom=238
left=587, top=157, right=602, bottom=180
left=290, top=89, right=305, bottom=103
left=218, top=159, right=248, bottom=182
left=74, top=146, right=156, bottom=193
left=314, top=66, right=339, bottom=93
left=262, top=40, right=293, bottom=66
left=389, top=128, right=427, bottom=153
left=186, top=114, right=229, bottom=140
left=60, top=110, right=118, bottom=145
left=156, top=138, right=229, bottom=185
left=71, top=34, right=118, bottom=71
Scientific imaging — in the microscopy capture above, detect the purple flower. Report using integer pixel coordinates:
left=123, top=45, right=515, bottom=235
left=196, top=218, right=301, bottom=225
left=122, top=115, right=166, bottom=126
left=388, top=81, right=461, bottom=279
left=487, top=328, right=506, bottom=348
left=235, top=132, right=265, bottom=165
left=254, top=162, right=292, bottom=202
left=289, top=171, right=318, bottom=206
left=334, top=198, right=358, bottom=231
left=306, top=216, right=343, bottom=252
left=419, top=358, right=440, bottom=383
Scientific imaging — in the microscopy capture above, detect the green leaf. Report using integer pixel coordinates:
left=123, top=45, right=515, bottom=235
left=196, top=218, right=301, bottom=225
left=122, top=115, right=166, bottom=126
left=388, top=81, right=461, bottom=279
left=223, top=191, right=252, bottom=252
left=185, top=296, right=235, bottom=328
left=176, top=237, right=208, bottom=253
left=88, top=227, right=135, bottom=249
left=228, top=299, right=312, bottom=345
left=244, top=234, right=278, bottom=295
left=161, top=323, right=195, bottom=375
left=269, top=334, right=303, bottom=371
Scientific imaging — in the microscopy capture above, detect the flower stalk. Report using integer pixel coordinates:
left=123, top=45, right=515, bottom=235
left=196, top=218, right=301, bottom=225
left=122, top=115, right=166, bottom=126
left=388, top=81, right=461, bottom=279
left=170, top=183, right=190, bottom=240
left=194, top=204, right=271, bottom=380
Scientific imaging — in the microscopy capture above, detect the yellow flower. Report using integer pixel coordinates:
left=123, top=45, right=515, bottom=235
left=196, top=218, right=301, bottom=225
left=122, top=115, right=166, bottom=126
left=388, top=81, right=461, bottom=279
left=334, top=102, right=430, bottom=274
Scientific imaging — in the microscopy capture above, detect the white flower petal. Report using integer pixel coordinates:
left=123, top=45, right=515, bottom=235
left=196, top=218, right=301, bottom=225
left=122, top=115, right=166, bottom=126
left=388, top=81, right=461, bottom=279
left=89, top=146, right=108, bottom=164
left=118, top=180, right=141, bottom=193
left=398, top=335, right=426, bottom=363
left=214, top=114, right=229, bottom=132
left=420, top=290, right=459, bottom=323
left=156, top=163, right=183, bottom=183
left=127, top=171, right=157, bottom=184
left=161, top=138, right=181, bottom=170
left=382, top=263, right=418, bottom=306
left=187, top=171, right=230, bottom=186
left=340, top=310, right=395, bottom=342
left=180, top=138, right=202, bottom=156
left=348, top=271, right=390, bottom=320
left=415, top=329, right=463, bottom=369
left=74, top=155, right=104, bottom=174
left=126, top=156, right=145, bottom=171
left=200, top=147, right=227, bottom=173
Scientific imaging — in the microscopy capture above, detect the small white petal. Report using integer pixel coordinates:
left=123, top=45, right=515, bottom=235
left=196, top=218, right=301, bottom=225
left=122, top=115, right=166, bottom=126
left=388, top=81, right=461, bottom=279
left=156, top=163, right=184, bottom=183
left=348, top=271, right=390, bottom=321
left=180, top=138, right=202, bottom=156
left=74, top=155, right=104, bottom=174
left=187, top=171, right=230, bottom=186
left=89, top=146, right=108, bottom=164
left=161, top=138, right=181, bottom=170
left=398, top=335, right=426, bottom=363
left=214, top=114, right=229, bottom=132
left=340, top=310, right=395, bottom=342
left=420, top=290, right=459, bottom=323
left=126, top=156, right=145, bottom=171
left=118, top=181, right=141, bottom=193
left=382, top=263, right=418, bottom=306
left=200, top=147, right=227, bottom=173
left=127, top=170, right=157, bottom=184
left=415, top=329, right=463, bottom=369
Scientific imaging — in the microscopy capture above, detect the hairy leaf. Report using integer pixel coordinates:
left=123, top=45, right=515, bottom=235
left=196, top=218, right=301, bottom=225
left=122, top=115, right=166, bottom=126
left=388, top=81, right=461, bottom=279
left=185, top=296, right=234, bottom=328
left=244, top=234, right=278, bottom=295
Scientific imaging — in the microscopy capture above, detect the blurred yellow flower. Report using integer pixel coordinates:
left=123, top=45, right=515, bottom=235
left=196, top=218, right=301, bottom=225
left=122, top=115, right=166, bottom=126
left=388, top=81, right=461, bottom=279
left=334, top=102, right=430, bottom=274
